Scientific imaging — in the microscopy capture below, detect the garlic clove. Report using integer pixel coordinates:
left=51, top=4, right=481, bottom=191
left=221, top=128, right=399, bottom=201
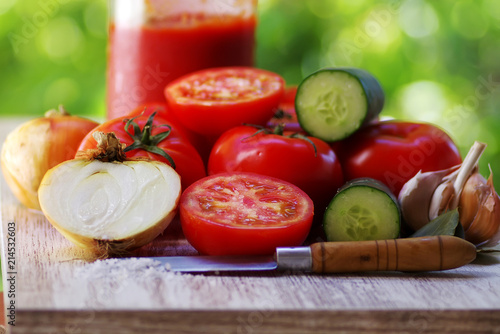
left=458, top=169, right=487, bottom=230
left=464, top=170, right=500, bottom=247
left=451, top=141, right=487, bottom=209
left=428, top=169, right=459, bottom=221
left=399, top=168, right=454, bottom=231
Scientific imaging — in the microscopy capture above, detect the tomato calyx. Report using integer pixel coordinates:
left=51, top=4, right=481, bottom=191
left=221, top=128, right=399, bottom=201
left=242, top=124, right=318, bottom=157
left=123, top=111, right=177, bottom=169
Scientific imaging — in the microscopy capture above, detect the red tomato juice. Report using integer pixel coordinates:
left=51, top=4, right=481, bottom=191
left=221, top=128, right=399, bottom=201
left=107, top=13, right=256, bottom=119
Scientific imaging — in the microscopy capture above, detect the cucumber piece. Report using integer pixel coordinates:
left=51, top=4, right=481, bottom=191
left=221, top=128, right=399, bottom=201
left=295, top=67, right=384, bottom=142
left=323, top=178, right=400, bottom=242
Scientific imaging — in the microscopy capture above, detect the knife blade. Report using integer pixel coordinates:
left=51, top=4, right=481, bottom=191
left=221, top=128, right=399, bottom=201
left=152, top=235, right=477, bottom=273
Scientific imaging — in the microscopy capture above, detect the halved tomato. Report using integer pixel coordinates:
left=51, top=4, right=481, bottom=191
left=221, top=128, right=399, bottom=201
left=180, top=172, right=314, bottom=256
left=164, top=67, right=285, bottom=136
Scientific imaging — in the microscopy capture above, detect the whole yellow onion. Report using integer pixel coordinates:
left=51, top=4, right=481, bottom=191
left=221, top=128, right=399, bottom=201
left=1, top=106, right=98, bottom=210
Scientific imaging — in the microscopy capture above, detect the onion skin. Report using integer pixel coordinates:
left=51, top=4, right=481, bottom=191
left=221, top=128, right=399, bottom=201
left=0, top=108, right=98, bottom=210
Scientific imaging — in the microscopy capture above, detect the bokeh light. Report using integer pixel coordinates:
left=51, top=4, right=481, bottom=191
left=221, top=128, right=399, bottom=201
left=451, top=1, right=489, bottom=40
left=39, top=16, right=83, bottom=63
left=398, top=0, right=439, bottom=38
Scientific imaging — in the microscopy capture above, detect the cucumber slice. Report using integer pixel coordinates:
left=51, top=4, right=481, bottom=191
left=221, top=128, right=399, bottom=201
left=295, top=67, right=384, bottom=142
left=323, top=178, right=400, bottom=242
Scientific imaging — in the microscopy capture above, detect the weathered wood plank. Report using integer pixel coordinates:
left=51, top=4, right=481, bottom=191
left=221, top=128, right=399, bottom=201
left=13, top=310, right=500, bottom=334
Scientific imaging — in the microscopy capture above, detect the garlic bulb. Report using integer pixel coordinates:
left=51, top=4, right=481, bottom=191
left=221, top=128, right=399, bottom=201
left=399, top=141, right=500, bottom=247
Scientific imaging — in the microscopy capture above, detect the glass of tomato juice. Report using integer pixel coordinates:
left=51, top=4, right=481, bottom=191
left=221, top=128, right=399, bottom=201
left=107, top=0, right=257, bottom=119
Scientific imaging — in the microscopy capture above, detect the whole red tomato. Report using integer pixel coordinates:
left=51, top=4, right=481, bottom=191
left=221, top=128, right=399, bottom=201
left=126, top=102, right=193, bottom=139
left=78, top=112, right=206, bottom=190
left=337, top=120, right=462, bottom=196
left=126, top=102, right=216, bottom=164
left=208, top=125, right=344, bottom=214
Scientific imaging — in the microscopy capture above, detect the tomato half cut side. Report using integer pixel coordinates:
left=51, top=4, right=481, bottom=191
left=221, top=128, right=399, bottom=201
left=164, top=67, right=285, bottom=136
left=180, top=172, right=314, bottom=256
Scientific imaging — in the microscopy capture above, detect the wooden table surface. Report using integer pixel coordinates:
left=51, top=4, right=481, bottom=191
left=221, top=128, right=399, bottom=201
left=1, top=118, right=500, bottom=334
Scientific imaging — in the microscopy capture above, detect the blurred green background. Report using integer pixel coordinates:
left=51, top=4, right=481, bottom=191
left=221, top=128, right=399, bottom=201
left=1, top=0, right=500, bottom=175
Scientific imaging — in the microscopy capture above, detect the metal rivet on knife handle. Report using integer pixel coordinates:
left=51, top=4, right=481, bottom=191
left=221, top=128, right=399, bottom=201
left=308, top=235, right=477, bottom=273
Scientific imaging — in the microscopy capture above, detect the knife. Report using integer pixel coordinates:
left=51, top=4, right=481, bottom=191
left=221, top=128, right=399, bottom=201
left=154, top=235, right=477, bottom=273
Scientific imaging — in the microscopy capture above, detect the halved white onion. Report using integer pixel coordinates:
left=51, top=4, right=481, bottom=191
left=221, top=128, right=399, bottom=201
left=38, top=159, right=181, bottom=255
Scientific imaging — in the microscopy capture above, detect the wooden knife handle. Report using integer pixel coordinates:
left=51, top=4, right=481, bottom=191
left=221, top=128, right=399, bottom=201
left=310, top=235, right=477, bottom=273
